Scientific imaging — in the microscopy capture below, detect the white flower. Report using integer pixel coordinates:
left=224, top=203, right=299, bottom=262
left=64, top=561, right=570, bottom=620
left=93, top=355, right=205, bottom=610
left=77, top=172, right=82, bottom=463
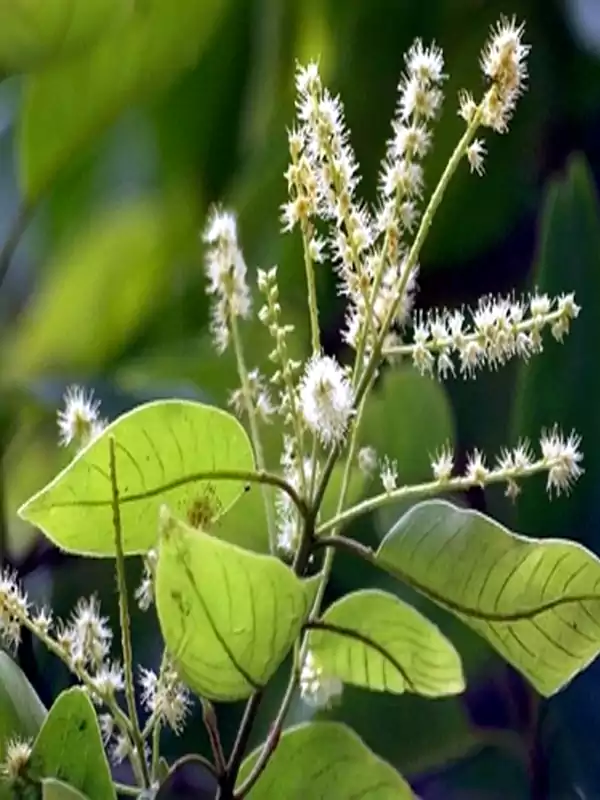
left=465, top=449, right=489, bottom=485
left=300, top=651, right=343, bottom=709
left=1, top=737, right=32, bottom=780
left=380, top=456, right=398, bottom=493
left=431, top=446, right=454, bottom=482
left=203, top=208, right=252, bottom=352
left=139, top=664, right=192, bottom=735
left=467, top=139, right=486, bottom=176
left=540, top=428, right=583, bottom=497
left=298, top=355, right=354, bottom=445
left=57, top=385, right=103, bottom=449
left=67, top=595, right=112, bottom=669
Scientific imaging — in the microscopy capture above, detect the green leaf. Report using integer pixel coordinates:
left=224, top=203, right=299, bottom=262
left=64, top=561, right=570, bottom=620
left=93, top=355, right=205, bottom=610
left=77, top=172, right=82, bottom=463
left=238, top=721, right=414, bottom=799
left=308, top=589, right=464, bottom=697
left=155, top=509, right=310, bottom=701
left=19, top=0, right=227, bottom=200
left=29, top=688, right=115, bottom=800
left=377, top=499, right=600, bottom=696
left=0, top=0, right=132, bottom=74
left=512, top=153, right=600, bottom=542
left=18, top=399, right=254, bottom=556
left=0, top=651, right=46, bottom=760
left=6, top=197, right=197, bottom=381
left=42, top=778, right=90, bottom=800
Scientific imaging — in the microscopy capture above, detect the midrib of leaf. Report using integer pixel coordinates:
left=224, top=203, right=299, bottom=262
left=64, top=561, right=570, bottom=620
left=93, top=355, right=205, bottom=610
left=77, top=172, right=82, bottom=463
left=309, top=621, right=418, bottom=691
left=176, top=552, right=262, bottom=692
left=376, top=552, right=600, bottom=622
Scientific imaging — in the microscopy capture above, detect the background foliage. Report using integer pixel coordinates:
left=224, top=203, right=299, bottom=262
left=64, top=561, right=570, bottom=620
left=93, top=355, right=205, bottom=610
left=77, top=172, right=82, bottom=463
left=1, top=0, right=600, bottom=797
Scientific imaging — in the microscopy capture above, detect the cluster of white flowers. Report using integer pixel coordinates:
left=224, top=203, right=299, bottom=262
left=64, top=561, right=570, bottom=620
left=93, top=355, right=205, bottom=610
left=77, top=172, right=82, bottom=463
left=0, top=737, right=32, bottom=782
left=57, top=385, right=107, bottom=450
left=411, top=433, right=583, bottom=501
left=139, top=662, right=192, bottom=735
left=460, top=16, right=530, bottom=178
left=203, top=209, right=252, bottom=353
left=0, top=569, right=28, bottom=649
left=385, top=292, right=580, bottom=379
left=299, top=650, right=343, bottom=709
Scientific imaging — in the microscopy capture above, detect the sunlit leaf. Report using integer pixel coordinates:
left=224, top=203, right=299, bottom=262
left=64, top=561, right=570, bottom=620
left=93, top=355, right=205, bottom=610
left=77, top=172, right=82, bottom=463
left=238, top=721, right=414, bottom=798
left=377, top=499, right=600, bottom=696
left=0, top=0, right=132, bottom=73
left=0, top=652, right=46, bottom=761
left=155, top=509, right=310, bottom=701
left=308, top=589, right=464, bottom=697
left=42, top=778, right=90, bottom=800
left=18, top=399, right=254, bottom=556
left=19, top=0, right=227, bottom=199
left=29, top=688, right=114, bottom=800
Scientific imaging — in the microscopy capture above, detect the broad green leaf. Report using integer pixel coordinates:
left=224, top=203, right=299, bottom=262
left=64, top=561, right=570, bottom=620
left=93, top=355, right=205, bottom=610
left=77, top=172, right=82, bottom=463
left=512, top=154, right=600, bottom=542
left=377, top=499, right=600, bottom=696
left=19, top=0, right=227, bottom=200
left=237, top=721, right=414, bottom=799
left=42, top=778, right=90, bottom=800
left=0, top=0, right=132, bottom=73
left=308, top=589, right=464, bottom=697
left=5, top=198, right=197, bottom=381
left=0, top=651, right=46, bottom=760
left=155, top=510, right=310, bottom=701
left=29, top=688, right=115, bottom=800
left=18, top=399, right=254, bottom=556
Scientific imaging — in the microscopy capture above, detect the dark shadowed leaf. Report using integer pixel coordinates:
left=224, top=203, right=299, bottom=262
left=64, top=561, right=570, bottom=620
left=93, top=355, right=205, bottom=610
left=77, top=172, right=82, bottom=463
left=512, top=154, right=600, bottom=543
left=29, top=688, right=114, bottom=800
left=156, top=755, right=218, bottom=800
left=238, top=721, right=414, bottom=798
left=0, top=651, right=46, bottom=761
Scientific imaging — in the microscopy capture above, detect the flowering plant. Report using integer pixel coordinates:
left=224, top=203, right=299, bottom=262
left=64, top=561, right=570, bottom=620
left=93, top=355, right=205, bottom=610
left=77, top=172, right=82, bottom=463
left=0, top=15, right=594, bottom=800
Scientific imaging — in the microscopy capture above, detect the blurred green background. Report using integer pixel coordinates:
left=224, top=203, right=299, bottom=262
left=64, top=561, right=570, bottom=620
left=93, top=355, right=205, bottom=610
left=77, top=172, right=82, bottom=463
left=2, top=0, right=600, bottom=797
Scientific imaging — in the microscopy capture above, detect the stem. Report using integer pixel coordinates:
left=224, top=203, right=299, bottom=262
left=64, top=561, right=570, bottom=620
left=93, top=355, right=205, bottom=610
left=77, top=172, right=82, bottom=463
left=383, top=307, right=567, bottom=359
left=114, top=783, right=140, bottom=798
left=230, top=314, right=277, bottom=550
left=234, top=671, right=297, bottom=798
left=316, top=455, right=557, bottom=536
left=311, top=105, right=485, bottom=516
left=301, top=220, right=320, bottom=354
left=223, top=690, right=264, bottom=794
left=202, top=699, right=227, bottom=777
left=108, top=436, right=150, bottom=788
left=308, top=379, right=373, bottom=625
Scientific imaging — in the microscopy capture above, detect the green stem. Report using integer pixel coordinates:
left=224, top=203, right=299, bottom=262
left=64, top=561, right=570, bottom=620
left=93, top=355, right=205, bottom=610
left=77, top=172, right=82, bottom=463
left=202, top=699, right=227, bottom=777
left=311, top=104, right=485, bottom=516
left=108, top=436, right=151, bottom=788
left=316, top=455, right=555, bottom=536
left=301, top=220, right=320, bottom=354
left=234, top=670, right=297, bottom=798
left=113, top=782, right=140, bottom=797
left=230, top=314, right=276, bottom=551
